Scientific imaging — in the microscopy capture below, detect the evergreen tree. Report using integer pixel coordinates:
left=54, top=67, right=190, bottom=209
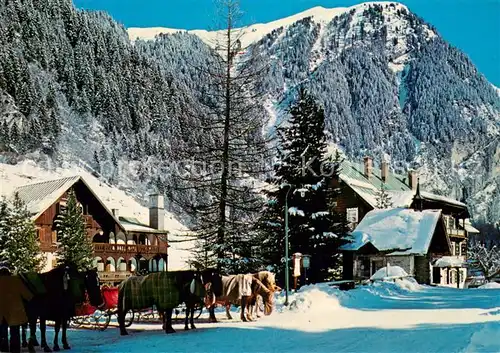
left=259, top=88, right=348, bottom=284
left=93, top=150, right=101, bottom=173
left=0, top=197, right=9, bottom=263
left=55, top=189, right=93, bottom=270
left=1, top=194, right=44, bottom=273
left=376, top=183, right=393, bottom=209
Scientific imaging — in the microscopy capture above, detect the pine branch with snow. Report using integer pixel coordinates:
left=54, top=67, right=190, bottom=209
left=376, top=183, right=393, bottom=209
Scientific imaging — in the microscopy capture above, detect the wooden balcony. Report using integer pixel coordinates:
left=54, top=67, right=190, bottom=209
left=447, top=228, right=466, bottom=239
left=93, top=243, right=168, bottom=258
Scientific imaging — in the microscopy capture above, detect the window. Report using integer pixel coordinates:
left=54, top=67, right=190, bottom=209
left=52, top=259, right=57, bottom=269
left=451, top=270, right=457, bottom=284
left=346, top=208, right=359, bottom=223
left=461, top=242, right=467, bottom=257
left=51, top=230, right=57, bottom=244
left=455, top=242, right=460, bottom=256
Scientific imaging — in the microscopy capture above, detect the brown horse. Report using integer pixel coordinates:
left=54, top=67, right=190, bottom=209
left=206, top=274, right=274, bottom=322
left=248, top=271, right=281, bottom=319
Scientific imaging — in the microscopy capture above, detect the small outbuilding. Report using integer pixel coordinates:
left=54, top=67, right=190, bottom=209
left=341, top=208, right=452, bottom=285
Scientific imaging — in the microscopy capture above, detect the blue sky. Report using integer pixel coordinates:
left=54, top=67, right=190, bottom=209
left=73, top=0, right=500, bottom=86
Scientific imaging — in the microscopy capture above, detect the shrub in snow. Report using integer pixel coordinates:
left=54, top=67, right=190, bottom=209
left=467, top=242, right=500, bottom=280
left=370, top=265, right=409, bottom=280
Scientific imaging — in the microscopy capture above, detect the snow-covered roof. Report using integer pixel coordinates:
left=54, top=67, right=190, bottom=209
left=118, top=216, right=167, bottom=235
left=13, top=176, right=124, bottom=231
left=14, top=175, right=123, bottom=230
left=337, top=159, right=467, bottom=210
left=341, top=208, right=443, bottom=255
left=464, top=220, right=480, bottom=234
left=14, top=176, right=81, bottom=217
left=434, top=256, right=466, bottom=268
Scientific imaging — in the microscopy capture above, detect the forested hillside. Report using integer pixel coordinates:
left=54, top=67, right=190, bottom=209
left=0, top=0, right=498, bottom=224
left=0, top=0, right=221, bottom=219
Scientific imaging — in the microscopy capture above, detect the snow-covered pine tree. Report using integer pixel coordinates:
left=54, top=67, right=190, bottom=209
left=467, top=241, right=500, bottom=280
left=1, top=193, right=44, bottom=273
left=168, top=0, right=271, bottom=272
left=254, top=198, right=285, bottom=277
left=55, top=189, right=93, bottom=270
left=259, top=87, right=347, bottom=283
left=375, top=183, right=393, bottom=209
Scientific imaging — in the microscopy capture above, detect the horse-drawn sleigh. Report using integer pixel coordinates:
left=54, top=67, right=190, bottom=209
left=1, top=263, right=280, bottom=353
left=69, top=285, right=204, bottom=331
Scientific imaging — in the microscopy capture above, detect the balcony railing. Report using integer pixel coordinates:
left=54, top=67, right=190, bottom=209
left=99, top=271, right=133, bottom=282
left=447, top=228, right=466, bottom=238
left=93, top=243, right=168, bottom=256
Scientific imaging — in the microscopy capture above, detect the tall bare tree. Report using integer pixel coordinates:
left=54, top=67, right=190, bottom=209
left=169, top=0, right=272, bottom=272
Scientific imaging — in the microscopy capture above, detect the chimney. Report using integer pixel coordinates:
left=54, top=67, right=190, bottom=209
left=149, top=194, right=165, bottom=230
left=408, top=170, right=418, bottom=191
left=364, top=156, right=373, bottom=179
left=112, top=209, right=119, bottom=218
left=381, top=160, right=389, bottom=183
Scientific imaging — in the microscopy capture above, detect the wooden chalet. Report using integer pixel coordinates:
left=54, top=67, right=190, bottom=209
left=13, top=176, right=170, bottom=283
left=341, top=208, right=452, bottom=285
left=335, top=156, right=480, bottom=288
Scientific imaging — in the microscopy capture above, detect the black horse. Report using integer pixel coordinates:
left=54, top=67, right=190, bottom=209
left=177, top=269, right=223, bottom=331
left=118, top=269, right=223, bottom=335
left=21, top=263, right=103, bottom=353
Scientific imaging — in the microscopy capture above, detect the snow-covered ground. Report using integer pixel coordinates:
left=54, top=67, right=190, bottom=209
left=30, top=282, right=500, bottom=352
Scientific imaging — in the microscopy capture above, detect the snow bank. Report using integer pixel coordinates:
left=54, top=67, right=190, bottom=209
left=478, top=282, right=500, bottom=289
left=370, top=265, right=408, bottom=280
left=285, top=286, right=342, bottom=314
left=393, top=277, right=422, bottom=291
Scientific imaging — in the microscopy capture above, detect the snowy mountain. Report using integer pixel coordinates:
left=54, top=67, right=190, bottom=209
left=0, top=0, right=499, bottom=224
left=129, top=2, right=500, bottom=222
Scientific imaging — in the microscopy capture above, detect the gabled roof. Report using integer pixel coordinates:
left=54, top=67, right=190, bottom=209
left=341, top=208, right=443, bottom=255
left=14, top=176, right=81, bottom=218
left=13, top=176, right=125, bottom=231
left=338, top=159, right=467, bottom=209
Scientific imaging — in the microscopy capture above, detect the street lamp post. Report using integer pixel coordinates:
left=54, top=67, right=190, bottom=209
left=283, top=184, right=292, bottom=306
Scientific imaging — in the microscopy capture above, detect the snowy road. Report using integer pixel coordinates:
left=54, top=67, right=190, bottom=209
left=27, top=282, right=500, bottom=353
